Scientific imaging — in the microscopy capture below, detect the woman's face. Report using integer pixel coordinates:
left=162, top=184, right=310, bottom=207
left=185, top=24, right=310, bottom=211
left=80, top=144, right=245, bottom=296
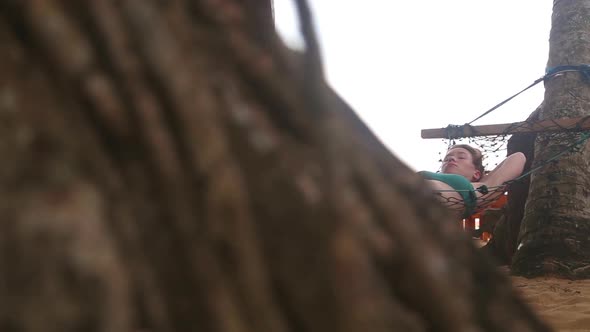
left=441, top=147, right=481, bottom=181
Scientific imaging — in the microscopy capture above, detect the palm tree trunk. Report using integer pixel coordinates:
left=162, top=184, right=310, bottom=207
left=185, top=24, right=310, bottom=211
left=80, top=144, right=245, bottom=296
left=0, top=1, right=549, bottom=331
left=512, top=0, right=590, bottom=278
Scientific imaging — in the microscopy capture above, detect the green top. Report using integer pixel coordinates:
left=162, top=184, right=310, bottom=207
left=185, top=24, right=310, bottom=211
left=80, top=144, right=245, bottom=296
left=419, top=171, right=477, bottom=218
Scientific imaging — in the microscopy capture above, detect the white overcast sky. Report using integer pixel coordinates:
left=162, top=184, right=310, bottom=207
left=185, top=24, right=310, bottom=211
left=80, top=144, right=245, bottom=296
left=273, top=1, right=552, bottom=171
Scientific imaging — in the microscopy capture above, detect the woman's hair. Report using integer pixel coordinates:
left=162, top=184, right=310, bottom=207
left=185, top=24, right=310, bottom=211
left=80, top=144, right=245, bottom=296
left=448, top=144, right=485, bottom=179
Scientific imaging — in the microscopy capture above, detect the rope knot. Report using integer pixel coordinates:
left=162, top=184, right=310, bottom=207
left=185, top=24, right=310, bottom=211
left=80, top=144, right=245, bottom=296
left=476, top=185, right=489, bottom=195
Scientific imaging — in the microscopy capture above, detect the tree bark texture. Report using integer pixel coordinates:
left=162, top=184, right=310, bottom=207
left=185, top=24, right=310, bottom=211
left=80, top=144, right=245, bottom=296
left=512, top=0, right=590, bottom=278
left=0, top=1, right=550, bottom=331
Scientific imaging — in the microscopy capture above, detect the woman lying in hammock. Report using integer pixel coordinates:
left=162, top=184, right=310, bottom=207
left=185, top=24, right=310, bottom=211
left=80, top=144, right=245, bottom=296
left=419, top=144, right=526, bottom=218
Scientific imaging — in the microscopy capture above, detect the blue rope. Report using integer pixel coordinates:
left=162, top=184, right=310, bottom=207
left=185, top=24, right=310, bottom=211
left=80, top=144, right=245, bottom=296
left=546, top=64, right=590, bottom=83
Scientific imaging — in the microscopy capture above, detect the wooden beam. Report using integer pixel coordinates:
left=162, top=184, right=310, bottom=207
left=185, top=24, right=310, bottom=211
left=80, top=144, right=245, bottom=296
left=421, top=116, right=590, bottom=139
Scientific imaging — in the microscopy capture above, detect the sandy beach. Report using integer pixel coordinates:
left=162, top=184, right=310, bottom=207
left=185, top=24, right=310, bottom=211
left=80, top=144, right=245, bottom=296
left=475, top=238, right=590, bottom=331
left=511, top=274, right=590, bottom=331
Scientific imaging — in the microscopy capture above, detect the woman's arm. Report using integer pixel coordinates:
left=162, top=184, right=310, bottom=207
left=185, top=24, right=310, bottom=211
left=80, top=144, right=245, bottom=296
left=479, top=152, right=526, bottom=188
left=469, top=152, right=526, bottom=211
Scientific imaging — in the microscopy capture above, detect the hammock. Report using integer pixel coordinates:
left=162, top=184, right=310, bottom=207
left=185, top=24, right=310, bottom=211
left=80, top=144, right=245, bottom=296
left=420, top=65, right=590, bottom=218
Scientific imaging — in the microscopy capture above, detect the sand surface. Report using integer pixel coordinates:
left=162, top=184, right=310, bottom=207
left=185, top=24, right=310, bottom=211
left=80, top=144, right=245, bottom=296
left=510, top=274, right=590, bottom=331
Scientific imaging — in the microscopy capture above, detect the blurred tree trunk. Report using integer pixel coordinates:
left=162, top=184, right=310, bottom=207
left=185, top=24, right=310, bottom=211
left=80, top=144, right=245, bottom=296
left=512, top=0, right=590, bottom=278
left=0, top=1, right=549, bottom=331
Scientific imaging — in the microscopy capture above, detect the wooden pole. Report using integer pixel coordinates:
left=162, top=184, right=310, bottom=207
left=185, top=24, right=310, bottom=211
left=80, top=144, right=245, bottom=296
left=421, top=116, right=590, bottom=139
